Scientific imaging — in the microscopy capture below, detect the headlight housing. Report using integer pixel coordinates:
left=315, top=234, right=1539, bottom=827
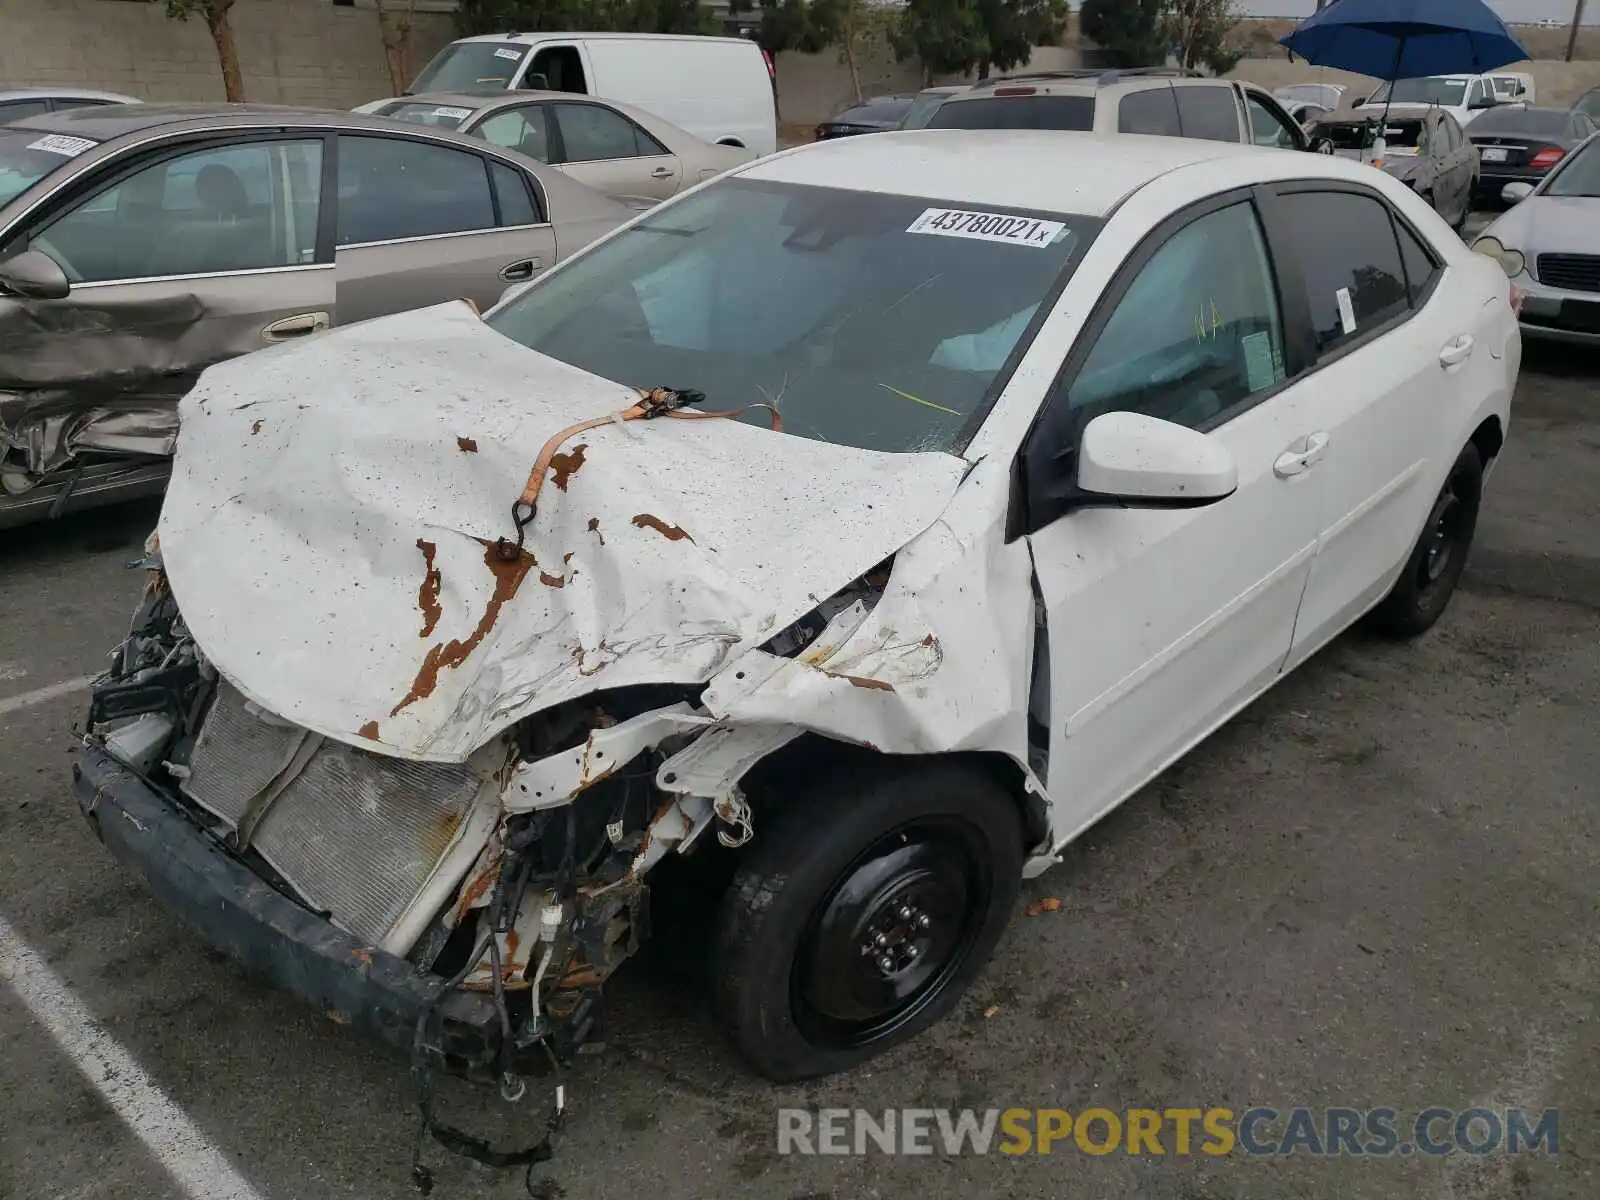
left=1471, top=235, right=1525, bottom=279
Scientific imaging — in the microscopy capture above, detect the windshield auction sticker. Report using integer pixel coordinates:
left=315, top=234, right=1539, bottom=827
left=907, top=208, right=1068, bottom=248
left=26, top=135, right=96, bottom=158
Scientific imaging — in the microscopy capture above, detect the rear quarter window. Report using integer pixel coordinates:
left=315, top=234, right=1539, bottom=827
left=927, top=95, right=1095, bottom=131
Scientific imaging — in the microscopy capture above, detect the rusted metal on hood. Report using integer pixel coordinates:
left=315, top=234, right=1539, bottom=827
left=547, top=443, right=587, bottom=491
left=158, top=302, right=967, bottom=761
left=251, top=420, right=263, bottom=436
left=391, top=539, right=537, bottom=717
left=630, top=514, right=693, bottom=543
left=415, top=539, right=444, bottom=638
left=456, top=436, right=478, bottom=453
left=358, top=720, right=381, bottom=741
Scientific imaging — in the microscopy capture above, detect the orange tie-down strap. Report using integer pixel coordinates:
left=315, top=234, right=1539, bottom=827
left=494, top=387, right=782, bottom=561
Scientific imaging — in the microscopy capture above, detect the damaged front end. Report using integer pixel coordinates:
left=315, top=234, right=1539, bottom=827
left=75, top=542, right=903, bottom=1085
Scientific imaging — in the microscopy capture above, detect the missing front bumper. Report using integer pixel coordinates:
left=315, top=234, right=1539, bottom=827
left=72, top=742, right=501, bottom=1063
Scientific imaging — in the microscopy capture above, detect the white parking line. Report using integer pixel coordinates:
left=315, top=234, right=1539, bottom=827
left=0, top=917, right=266, bottom=1200
left=0, top=674, right=97, bottom=718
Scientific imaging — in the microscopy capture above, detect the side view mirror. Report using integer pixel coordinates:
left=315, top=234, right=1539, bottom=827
left=1469, top=95, right=1497, bottom=110
left=1309, top=135, right=1336, bottom=155
left=1076, top=412, right=1238, bottom=507
left=1351, top=95, right=1368, bottom=108
left=1501, top=181, right=1535, bottom=204
left=0, top=249, right=70, bottom=300
left=520, top=72, right=550, bottom=90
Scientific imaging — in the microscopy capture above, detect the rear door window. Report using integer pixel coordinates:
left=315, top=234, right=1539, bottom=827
left=476, top=105, right=553, bottom=162
left=336, top=135, right=495, bottom=246
left=552, top=102, right=667, bottom=162
left=1174, top=86, right=1242, bottom=142
left=1272, top=189, right=1411, bottom=357
left=926, top=95, right=1095, bottom=131
left=1118, top=88, right=1181, bottom=136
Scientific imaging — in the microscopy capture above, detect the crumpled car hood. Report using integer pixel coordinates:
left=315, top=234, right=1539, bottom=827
left=159, top=302, right=968, bottom=762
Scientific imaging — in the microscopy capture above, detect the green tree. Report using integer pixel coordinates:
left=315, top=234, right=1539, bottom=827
left=1078, top=0, right=1165, bottom=67
left=1164, top=0, right=1244, bottom=74
left=156, top=0, right=244, bottom=101
left=892, top=0, right=1065, bottom=81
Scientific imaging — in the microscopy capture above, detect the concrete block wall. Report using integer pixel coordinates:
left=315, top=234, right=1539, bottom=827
left=0, top=0, right=456, bottom=109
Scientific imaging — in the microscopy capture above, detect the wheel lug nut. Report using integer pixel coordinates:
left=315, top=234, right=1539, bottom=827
left=905, top=945, right=920, bottom=960
left=916, top=914, right=931, bottom=930
left=877, top=955, right=895, bottom=972
left=873, top=932, right=889, bottom=948
left=898, top=905, right=913, bottom=920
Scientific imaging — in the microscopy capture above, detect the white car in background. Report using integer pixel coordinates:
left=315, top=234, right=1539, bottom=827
left=1475, top=131, right=1600, bottom=345
left=75, top=133, right=1518, bottom=1106
left=1355, top=73, right=1503, bottom=127
left=356, top=31, right=777, bottom=155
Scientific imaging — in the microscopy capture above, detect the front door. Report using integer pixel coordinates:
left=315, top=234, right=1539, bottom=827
left=332, top=133, right=557, bottom=321
left=1, top=134, right=332, bottom=482
left=549, top=100, right=683, bottom=201
left=1024, top=196, right=1325, bottom=845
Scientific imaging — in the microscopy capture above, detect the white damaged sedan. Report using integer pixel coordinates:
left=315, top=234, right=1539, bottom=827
left=76, top=131, right=1518, bottom=1124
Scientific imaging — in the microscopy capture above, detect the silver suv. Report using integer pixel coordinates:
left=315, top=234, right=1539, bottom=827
left=926, top=68, right=1325, bottom=154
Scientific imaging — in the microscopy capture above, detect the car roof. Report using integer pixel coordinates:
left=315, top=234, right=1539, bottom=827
left=947, top=68, right=1210, bottom=99
left=0, top=86, right=141, bottom=103
left=737, top=130, right=1352, bottom=217
left=450, top=31, right=753, bottom=46
left=2, top=102, right=509, bottom=142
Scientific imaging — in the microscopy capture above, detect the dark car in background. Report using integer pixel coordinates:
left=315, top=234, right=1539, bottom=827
left=813, top=94, right=915, bottom=140
left=1469, top=104, right=1599, bottom=206
left=897, top=84, right=969, bottom=129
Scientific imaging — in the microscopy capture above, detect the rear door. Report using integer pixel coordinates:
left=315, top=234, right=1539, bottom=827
left=1240, top=86, right=1309, bottom=151
left=332, top=132, right=557, bottom=321
left=547, top=100, right=681, bottom=200
left=1257, top=184, right=1461, bottom=663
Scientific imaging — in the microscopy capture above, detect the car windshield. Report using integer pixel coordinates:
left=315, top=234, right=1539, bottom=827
left=0, top=130, right=96, bottom=208
left=375, top=101, right=477, bottom=129
left=1316, top=118, right=1423, bottom=151
left=1543, top=136, right=1600, bottom=198
left=408, top=41, right=525, bottom=93
left=927, top=95, right=1096, bottom=131
left=1369, top=78, right=1469, bottom=106
left=487, top=178, right=1093, bottom=454
left=900, top=90, right=956, bottom=129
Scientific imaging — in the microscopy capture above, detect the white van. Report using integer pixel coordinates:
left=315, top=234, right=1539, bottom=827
left=366, top=33, right=778, bottom=156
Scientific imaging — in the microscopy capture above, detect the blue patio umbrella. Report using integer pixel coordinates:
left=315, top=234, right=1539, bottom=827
left=1279, top=0, right=1530, bottom=86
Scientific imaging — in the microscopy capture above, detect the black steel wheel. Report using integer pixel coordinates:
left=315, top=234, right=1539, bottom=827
left=1368, top=441, right=1483, bottom=638
left=714, top=759, right=1024, bottom=1081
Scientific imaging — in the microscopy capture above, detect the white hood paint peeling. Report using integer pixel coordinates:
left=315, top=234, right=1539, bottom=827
left=159, top=302, right=969, bottom=762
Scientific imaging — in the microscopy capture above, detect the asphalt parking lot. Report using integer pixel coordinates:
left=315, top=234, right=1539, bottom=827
left=2, top=327, right=1596, bottom=1199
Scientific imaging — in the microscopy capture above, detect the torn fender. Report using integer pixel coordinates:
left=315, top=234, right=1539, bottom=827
left=158, top=302, right=968, bottom=763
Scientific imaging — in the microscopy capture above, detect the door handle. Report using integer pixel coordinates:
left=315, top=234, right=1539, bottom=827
left=1439, top=334, right=1474, bottom=367
left=1274, top=431, right=1330, bottom=478
left=649, top=166, right=674, bottom=178
left=261, top=311, right=329, bottom=342
left=499, top=257, right=541, bottom=282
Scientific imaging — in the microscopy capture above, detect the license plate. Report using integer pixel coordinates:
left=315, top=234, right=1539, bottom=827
left=1481, top=148, right=1509, bottom=162
left=1562, top=300, right=1600, bottom=333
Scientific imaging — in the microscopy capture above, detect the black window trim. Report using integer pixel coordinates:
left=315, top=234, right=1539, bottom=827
left=1009, top=184, right=1294, bottom=540
left=331, top=130, right=550, bottom=251
left=8, top=130, right=337, bottom=275
left=1254, top=179, right=1440, bottom=372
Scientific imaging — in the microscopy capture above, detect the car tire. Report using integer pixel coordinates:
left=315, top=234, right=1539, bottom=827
left=712, top=758, right=1024, bottom=1082
left=1367, top=441, right=1483, bottom=639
